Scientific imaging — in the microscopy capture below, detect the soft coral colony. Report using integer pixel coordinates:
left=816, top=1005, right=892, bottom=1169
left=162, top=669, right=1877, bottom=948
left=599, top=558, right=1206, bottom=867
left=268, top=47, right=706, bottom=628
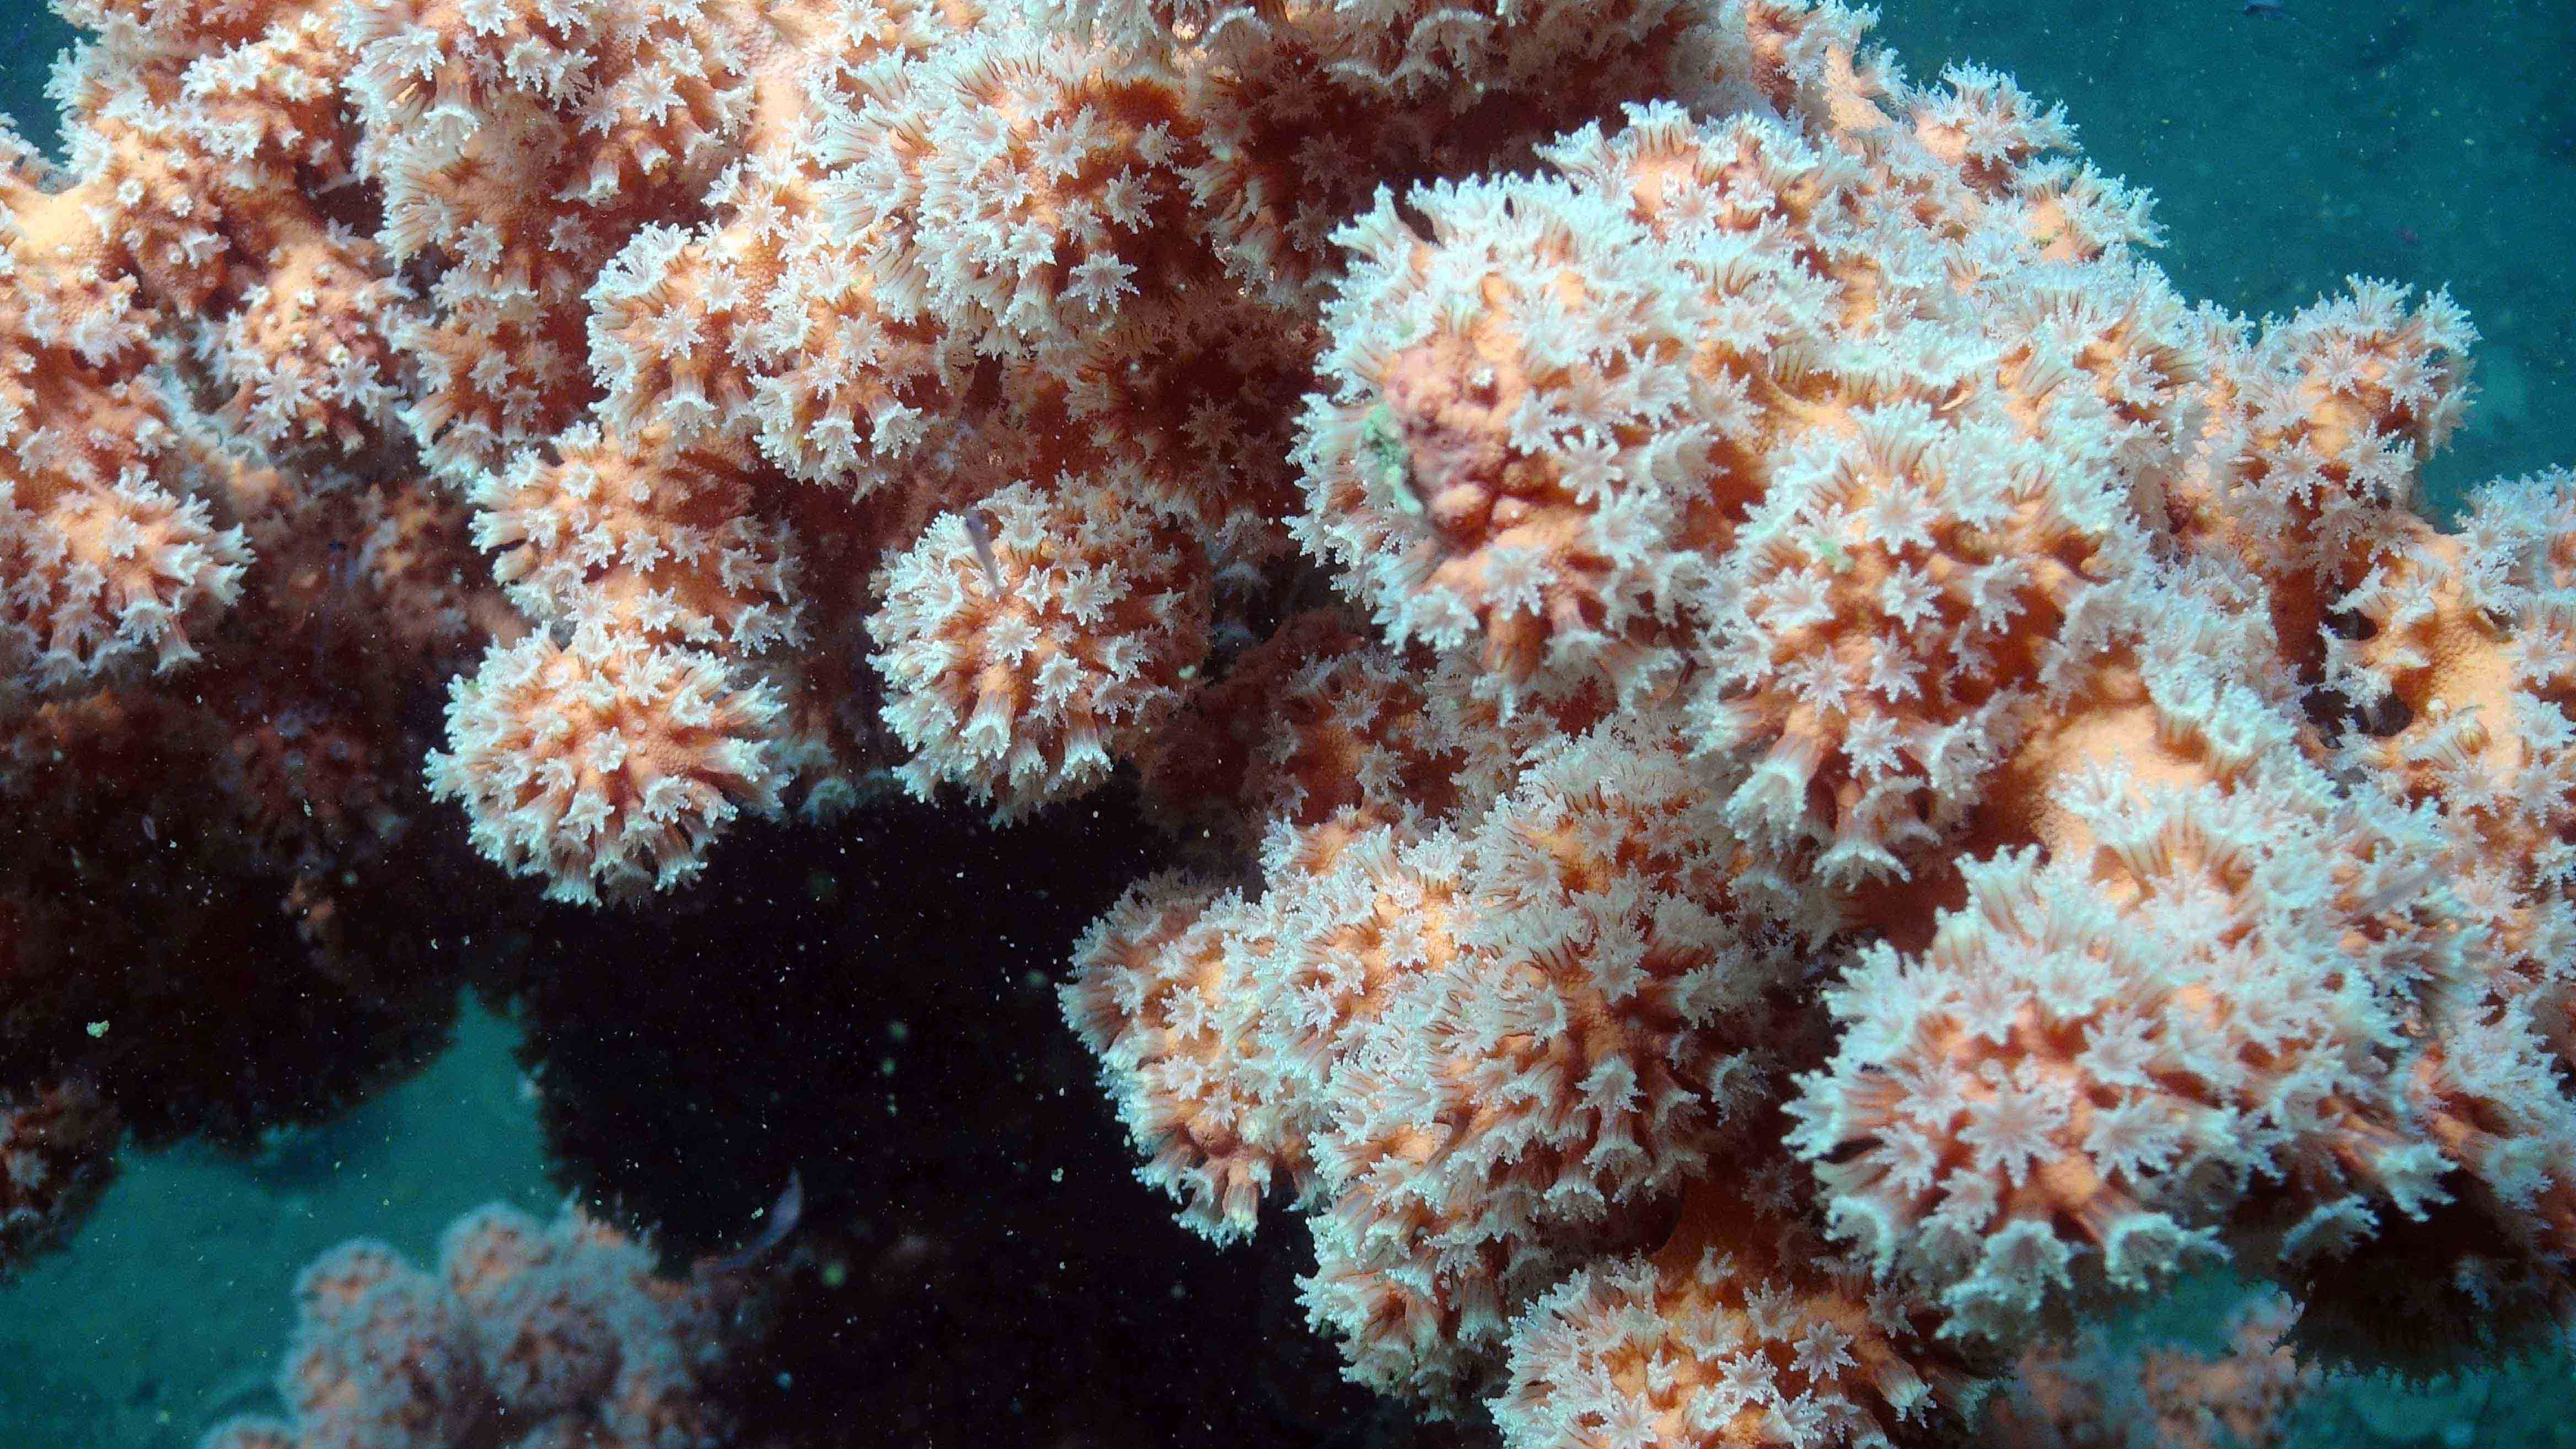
left=1, top=0, right=2572, bottom=1442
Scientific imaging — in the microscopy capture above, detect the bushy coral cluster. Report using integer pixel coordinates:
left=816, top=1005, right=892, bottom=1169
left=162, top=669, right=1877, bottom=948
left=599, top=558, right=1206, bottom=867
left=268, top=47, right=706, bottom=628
left=202, top=1201, right=736, bottom=1449
left=0, top=173, right=250, bottom=696
left=1983, top=1288, right=2312, bottom=1449
left=1044, top=3, right=2576, bottom=1442
left=1074, top=723, right=1820, bottom=1397
left=0, top=1078, right=119, bottom=1275
left=870, top=470, right=1211, bottom=814
left=427, top=632, right=790, bottom=904
left=1494, top=1162, right=1978, bottom=1449
left=1783, top=763, right=2482, bottom=1344
left=0, top=0, right=2572, bottom=1445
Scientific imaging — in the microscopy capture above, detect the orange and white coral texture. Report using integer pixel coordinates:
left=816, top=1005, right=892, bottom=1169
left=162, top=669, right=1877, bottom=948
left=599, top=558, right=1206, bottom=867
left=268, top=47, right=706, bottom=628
left=5, top=0, right=2575, bottom=1446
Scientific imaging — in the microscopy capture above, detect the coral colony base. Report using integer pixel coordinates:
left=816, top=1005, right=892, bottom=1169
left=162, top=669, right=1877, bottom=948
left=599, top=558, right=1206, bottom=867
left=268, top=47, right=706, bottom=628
left=0, top=0, right=2570, bottom=1444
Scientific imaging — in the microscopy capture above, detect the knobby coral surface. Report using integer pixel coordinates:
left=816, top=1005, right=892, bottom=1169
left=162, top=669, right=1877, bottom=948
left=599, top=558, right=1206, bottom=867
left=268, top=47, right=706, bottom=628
left=202, top=1202, right=736, bottom=1449
left=1, top=0, right=2572, bottom=1446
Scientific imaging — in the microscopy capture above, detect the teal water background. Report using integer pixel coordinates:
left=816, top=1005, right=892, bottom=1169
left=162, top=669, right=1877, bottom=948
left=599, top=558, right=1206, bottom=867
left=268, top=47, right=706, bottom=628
left=0, top=1, right=2569, bottom=1445
left=0, top=1000, right=553, bottom=1444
